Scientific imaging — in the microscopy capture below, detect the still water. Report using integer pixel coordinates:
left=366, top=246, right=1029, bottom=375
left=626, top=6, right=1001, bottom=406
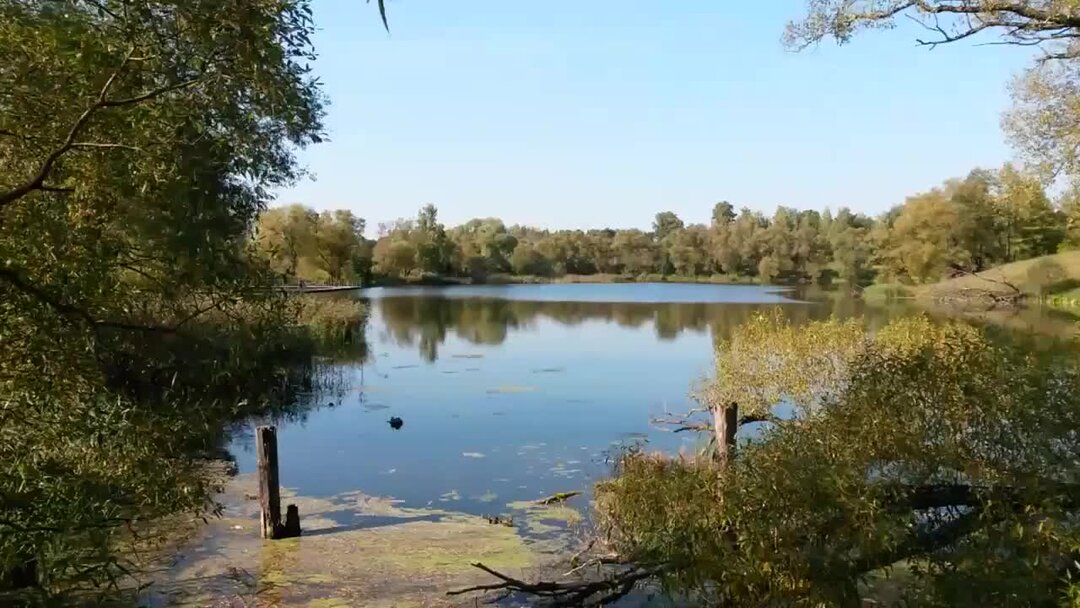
left=228, top=284, right=911, bottom=523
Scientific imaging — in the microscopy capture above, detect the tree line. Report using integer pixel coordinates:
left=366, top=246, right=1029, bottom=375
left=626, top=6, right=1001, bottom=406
left=262, top=162, right=1079, bottom=286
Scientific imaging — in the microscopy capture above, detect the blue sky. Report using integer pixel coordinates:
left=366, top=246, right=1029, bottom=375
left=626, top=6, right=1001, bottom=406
left=275, top=0, right=1036, bottom=231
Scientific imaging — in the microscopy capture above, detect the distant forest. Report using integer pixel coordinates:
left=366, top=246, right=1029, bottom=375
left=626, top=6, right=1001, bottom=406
left=256, top=163, right=1078, bottom=286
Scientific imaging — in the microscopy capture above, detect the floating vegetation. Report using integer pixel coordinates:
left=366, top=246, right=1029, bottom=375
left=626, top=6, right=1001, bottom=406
left=361, top=402, right=390, bottom=412
left=462, top=452, right=486, bottom=459
left=139, top=476, right=546, bottom=608
left=465, top=367, right=481, bottom=372
left=486, top=385, right=538, bottom=395
left=473, top=491, right=499, bottom=503
left=507, top=499, right=584, bottom=530
left=440, top=370, right=459, bottom=375
left=439, top=490, right=461, bottom=502
left=451, top=353, right=485, bottom=359
left=531, top=367, right=565, bottom=374
left=391, top=364, right=419, bottom=370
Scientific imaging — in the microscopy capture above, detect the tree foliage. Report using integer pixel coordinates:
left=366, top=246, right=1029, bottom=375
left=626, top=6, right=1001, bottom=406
left=363, top=165, right=1068, bottom=287
left=0, top=0, right=330, bottom=599
left=595, top=314, right=1080, bottom=606
left=255, top=204, right=372, bottom=284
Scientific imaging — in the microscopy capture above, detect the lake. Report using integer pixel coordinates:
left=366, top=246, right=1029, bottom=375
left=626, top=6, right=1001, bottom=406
left=154, top=282, right=1080, bottom=607
left=228, top=283, right=903, bottom=524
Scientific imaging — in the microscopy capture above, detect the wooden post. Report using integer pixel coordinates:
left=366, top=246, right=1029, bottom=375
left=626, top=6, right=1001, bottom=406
left=256, top=425, right=301, bottom=540
left=256, top=425, right=283, bottom=539
left=713, top=403, right=738, bottom=466
left=283, top=504, right=302, bottom=538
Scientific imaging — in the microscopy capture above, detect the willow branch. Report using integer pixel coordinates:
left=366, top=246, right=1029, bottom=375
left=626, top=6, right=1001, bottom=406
left=0, top=48, right=202, bottom=210
left=0, top=265, right=176, bottom=334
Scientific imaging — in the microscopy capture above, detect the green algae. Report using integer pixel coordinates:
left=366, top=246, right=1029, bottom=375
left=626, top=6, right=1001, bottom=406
left=140, top=474, right=551, bottom=608
left=507, top=500, right=584, bottom=526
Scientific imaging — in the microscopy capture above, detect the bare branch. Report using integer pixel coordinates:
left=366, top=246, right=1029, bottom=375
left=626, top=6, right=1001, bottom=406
left=738, top=412, right=779, bottom=426
left=447, top=561, right=664, bottom=607
left=100, top=77, right=201, bottom=108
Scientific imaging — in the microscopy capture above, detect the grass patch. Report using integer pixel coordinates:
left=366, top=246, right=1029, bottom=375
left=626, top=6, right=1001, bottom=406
left=916, top=251, right=1080, bottom=301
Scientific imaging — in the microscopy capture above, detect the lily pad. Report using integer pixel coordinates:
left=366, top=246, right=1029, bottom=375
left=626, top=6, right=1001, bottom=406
left=486, top=385, right=537, bottom=395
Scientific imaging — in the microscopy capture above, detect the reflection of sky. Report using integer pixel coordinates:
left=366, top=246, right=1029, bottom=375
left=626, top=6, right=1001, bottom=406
left=230, top=285, right=810, bottom=519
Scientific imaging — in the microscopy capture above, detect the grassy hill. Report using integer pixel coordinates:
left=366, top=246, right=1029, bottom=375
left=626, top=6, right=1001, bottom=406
left=916, top=251, right=1080, bottom=305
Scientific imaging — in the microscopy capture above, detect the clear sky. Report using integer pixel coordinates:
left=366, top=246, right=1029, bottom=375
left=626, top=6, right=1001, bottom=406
left=275, top=0, right=1036, bottom=232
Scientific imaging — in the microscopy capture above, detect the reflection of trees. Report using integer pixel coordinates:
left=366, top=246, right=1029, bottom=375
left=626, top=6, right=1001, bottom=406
left=376, top=293, right=900, bottom=360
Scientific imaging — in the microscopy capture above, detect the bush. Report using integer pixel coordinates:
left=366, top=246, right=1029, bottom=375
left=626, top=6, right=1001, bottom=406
left=596, top=315, right=1080, bottom=606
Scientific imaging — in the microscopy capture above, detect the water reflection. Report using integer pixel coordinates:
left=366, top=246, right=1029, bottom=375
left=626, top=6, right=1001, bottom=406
left=372, top=291, right=905, bottom=362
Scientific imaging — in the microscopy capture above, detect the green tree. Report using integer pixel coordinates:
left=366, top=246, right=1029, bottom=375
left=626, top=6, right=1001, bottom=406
left=652, top=211, right=685, bottom=241
left=884, top=189, right=970, bottom=283
left=826, top=208, right=873, bottom=284
left=668, top=224, right=711, bottom=276
left=510, top=245, right=553, bottom=277
left=373, top=237, right=418, bottom=278
left=591, top=314, right=1080, bottom=607
left=711, top=201, right=736, bottom=227
left=1, top=0, right=325, bottom=595
left=314, top=210, right=368, bottom=284
left=413, top=204, right=455, bottom=274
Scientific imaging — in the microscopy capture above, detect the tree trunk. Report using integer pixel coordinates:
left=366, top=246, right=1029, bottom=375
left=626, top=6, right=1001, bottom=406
left=713, top=402, right=738, bottom=465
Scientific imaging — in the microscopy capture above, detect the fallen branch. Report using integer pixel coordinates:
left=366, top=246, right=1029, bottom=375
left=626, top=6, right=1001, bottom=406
left=447, top=561, right=665, bottom=607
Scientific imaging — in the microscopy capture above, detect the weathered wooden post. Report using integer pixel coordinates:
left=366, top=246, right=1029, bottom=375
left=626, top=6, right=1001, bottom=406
left=712, top=402, right=738, bottom=465
left=256, top=425, right=301, bottom=539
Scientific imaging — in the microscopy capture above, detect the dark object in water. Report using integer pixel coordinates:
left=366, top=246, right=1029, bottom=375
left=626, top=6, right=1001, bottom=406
left=388, top=416, right=404, bottom=430
left=537, top=491, right=581, bottom=505
left=484, top=515, right=514, bottom=527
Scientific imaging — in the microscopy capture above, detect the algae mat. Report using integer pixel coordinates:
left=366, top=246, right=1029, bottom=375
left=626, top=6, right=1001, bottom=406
left=141, top=474, right=562, bottom=607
